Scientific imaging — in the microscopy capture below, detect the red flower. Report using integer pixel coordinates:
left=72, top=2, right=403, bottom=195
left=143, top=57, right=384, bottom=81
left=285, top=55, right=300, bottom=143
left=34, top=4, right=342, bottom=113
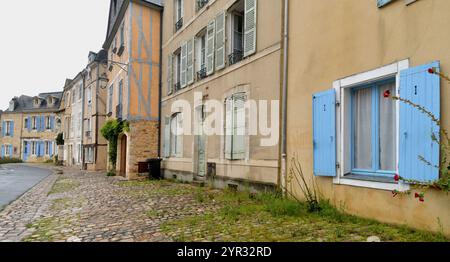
left=415, top=193, right=420, bottom=198
left=383, top=90, right=391, bottom=98
left=428, top=68, right=435, bottom=74
left=419, top=197, right=425, bottom=202
left=394, top=174, right=400, bottom=182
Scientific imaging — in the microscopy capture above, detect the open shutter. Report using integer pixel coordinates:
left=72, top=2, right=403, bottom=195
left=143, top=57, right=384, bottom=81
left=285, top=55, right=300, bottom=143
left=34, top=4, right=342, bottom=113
left=244, top=0, right=257, bottom=57
left=399, top=61, right=440, bottom=183
left=41, top=116, right=45, bottom=131
left=186, top=38, right=195, bottom=85
left=215, top=12, right=226, bottom=70
left=181, top=41, right=187, bottom=88
left=9, top=145, right=13, bottom=158
left=1, top=121, right=5, bottom=137
left=1, top=145, right=4, bottom=158
left=50, top=116, right=55, bottom=130
left=164, top=117, right=171, bottom=158
left=10, top=122, right=14, bottom=137
left=313, top=89, right=337, bottom=177
left=27, top=142, right=31, bottom=158
left=37, top=116, right=41, bottom=132
left=233, top=94, right=246, bottom=160
left=377, top=0, right=393, bottom=8
left=206, top=20, right=216, bottom=76
left=26, top=117, right=30, bottom=131
left=224, top=97, right=233, bottom=160
left=176, top=114, right=183, bottom=157
left=49, top=142, right=53, bottom=156
left=167, top=54, right=173, bottom=95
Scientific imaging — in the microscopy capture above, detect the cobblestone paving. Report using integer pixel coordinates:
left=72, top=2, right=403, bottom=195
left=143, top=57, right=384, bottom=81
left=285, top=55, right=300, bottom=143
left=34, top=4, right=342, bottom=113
left=0, top=167, right=220, bottom=242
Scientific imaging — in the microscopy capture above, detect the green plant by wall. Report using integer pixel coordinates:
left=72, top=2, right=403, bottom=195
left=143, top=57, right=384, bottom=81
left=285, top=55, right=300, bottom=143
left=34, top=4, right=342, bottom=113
left=56, top=133, right=64, bottom=146
left=100, top=119, right=129, bottom=169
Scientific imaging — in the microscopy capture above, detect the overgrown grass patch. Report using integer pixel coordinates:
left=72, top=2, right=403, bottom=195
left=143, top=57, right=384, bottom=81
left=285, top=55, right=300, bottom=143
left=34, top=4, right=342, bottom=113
left=48, top=178, right=80, bottom=195
left=0, top=158, right=23, bottom=165
left=162, top=190, right=449, bottom=242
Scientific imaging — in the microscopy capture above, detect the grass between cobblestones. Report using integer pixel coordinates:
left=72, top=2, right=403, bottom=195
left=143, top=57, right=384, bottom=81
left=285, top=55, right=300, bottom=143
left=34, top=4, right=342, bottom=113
left=161, top=189, right=449, bottom=242
left=48, top=178, right=80, bottom=195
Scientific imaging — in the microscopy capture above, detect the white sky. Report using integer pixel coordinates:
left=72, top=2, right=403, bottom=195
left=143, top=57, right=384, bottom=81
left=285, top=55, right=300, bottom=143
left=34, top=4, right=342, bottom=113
left=0, top=0, right=110, bottom=110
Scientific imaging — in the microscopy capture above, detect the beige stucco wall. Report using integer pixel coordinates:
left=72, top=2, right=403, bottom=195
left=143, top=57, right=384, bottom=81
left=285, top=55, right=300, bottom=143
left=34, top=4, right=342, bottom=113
left=161, top=0, right=283, bottom=186
left=287, top=0, right=450, bottom=235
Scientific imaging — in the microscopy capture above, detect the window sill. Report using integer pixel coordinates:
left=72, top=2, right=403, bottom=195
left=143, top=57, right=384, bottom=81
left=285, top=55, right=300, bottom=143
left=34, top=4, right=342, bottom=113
left=333, top=175, right=410, bottom=192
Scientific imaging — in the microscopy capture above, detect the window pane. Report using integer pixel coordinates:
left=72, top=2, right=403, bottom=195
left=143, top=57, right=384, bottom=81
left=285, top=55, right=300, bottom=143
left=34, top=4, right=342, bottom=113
left=379, top=83, right=397, bottom=171
left=353, top=88, right=372, bottom=170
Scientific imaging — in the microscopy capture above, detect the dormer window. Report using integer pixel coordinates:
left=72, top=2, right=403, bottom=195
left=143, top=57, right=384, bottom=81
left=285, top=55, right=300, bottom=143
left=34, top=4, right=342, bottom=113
left=9, top=100, right=16, bottom=111
left=33, top=98, right=40, bottom=108
left=47, top=96, right=54, bottom=106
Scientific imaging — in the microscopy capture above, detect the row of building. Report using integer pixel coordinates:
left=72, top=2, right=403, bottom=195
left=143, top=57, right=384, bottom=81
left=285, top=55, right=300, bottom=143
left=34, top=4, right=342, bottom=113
left=1, top=0, right=449, bottom=235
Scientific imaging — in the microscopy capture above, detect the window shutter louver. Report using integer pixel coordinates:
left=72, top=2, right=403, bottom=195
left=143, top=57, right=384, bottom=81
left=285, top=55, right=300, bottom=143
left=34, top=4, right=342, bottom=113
left=9, top=145, right=12, bottom=157
left=26, top=143, right=31, bottom=158
left=164, top=117, right=171, bottom=158
left=215, top=12, right=226, bottom=71
left=50, top=116, right=55, bottom=130
left=206, top=20, right=216, bottom=76
left=1, top=121, right=5, bottom=137
left=244, top=0, right=257, bottom=57
left=313, top=89, right=337, bottom=177
left=10, top=122, right=14, bottom=137
left=186, top=38, right=195, bottom=85
left=233, top=94, right=246, bottom=160
left=399, top=61, right=440, bottom=183
left=225, top=97, right=233, bottom=160
left=0, top=145, right=3, bottom=158
left=176, top=114, right=183, bottom=157
left=167, top=54, right=173, bottom=95
left=181, top=42, right=188, bottom=88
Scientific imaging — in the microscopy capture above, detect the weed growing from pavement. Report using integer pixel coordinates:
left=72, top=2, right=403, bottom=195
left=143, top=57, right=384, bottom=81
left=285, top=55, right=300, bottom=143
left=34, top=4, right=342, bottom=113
left=48, top=178, right=80, bottom=195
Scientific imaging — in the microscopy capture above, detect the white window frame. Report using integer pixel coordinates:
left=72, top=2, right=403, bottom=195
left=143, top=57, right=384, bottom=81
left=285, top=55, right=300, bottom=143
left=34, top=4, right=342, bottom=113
left=31, top=141, right=37, bottom=156
left=334, top=59, right=411, bottom=192
left=5, top=121, right=12, bottom=136
left=32, top=117, right=38, bottom=130
left=45, top=116, right=51, bottom=130
left=170, top=113, right=183, bottom=157
left=45, top=141, right=50, bottom=156
left=195, top=31, right=207, bottom=73
left=4, top=144, right=11, bottom=157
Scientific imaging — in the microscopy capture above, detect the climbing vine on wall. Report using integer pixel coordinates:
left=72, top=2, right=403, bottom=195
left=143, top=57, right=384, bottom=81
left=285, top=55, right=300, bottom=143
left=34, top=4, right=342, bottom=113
left=100, top=119, right=129, bottom=169
left=387, top=68, right=450, bottom=202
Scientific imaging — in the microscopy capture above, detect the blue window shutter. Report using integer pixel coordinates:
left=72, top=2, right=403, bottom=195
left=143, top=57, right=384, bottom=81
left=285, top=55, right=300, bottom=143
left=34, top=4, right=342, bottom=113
left=36, top=116, right=40, bottom=131
left=1, top=121, right=5, bottom=137
left=10, top=121, right=14, bottom=137
left=9, top=145, right=13, bottom=158
left=41, top=116, right=45, bottom=131
left=1, top=145, right=4, bottom=158
left=27, top=117, right=31, bottom=131
left=313, top=89, right=337, bottom=177
left=399, top=61, right=440, bottom=183
left=377, top=0, right=393, bottom=8
left=49, top=142, right=53, bottom=156
left=50, top=116, right=55, bottom=130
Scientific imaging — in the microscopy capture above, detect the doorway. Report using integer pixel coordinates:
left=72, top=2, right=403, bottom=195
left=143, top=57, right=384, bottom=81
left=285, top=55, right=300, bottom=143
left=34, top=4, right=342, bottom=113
left=120, top=135, right=127, bottom=177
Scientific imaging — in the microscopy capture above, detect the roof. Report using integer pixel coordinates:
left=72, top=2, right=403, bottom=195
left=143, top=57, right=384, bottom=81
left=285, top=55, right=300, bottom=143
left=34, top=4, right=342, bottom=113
left=3, top=92, right=63, bottom=114
left=103, top=0, right=163, bottom=49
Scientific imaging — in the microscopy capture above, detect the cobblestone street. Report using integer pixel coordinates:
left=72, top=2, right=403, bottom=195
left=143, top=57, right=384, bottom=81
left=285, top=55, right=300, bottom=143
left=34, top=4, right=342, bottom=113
left=0, top=166, right=220, bottom=242
left=0, top=165, right=447, bottom=242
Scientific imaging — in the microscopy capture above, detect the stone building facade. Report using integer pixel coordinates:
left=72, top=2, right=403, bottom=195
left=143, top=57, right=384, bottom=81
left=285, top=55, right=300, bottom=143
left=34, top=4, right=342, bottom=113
left=0, top=92, right=62, bottom=162
left=103, top=0, right=163, bottom=179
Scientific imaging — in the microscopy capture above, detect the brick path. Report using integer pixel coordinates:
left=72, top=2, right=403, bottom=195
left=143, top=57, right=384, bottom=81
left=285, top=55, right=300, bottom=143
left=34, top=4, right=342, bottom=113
left=0, top=167, right=219, bottom=242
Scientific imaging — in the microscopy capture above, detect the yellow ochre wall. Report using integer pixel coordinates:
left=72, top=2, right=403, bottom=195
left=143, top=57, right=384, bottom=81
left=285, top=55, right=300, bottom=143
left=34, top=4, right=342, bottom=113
left=287, top=0, right=450, bottom=235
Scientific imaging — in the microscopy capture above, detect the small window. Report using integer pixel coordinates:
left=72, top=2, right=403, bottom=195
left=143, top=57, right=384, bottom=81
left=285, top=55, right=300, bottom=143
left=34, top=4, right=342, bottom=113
left=45, top=141, right=50, bottom=155
left=45, top=116, right=52, bottom=130
left=195, top=29, right=207, bottom=79
left=228, top=1, right=245, bottom=65
left=174, top=0, right=184, bottom=32
left=351, top=80, right=397, bottom=176
left=5, top=121, right=12, bottom=136
left=174, top=50, right=182, bottom=91
left=196, top=0, right=209, bottom=11
left=31, top=142, right=37, bottom=156
left=32, top=117, right=38, bottom=130
left=108, top=85, right=114, bottom=113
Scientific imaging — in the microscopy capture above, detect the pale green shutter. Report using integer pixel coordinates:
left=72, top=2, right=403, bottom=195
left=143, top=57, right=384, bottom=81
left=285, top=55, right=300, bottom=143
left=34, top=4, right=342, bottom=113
left=176, top=114, right=183, bottom=157
left=233, top=94, right=246, bottom=160
left=164, top=117, right=171, bottom=157
left=215, top=12, right=226, bottom=70
left=187, top=38, right=195, bottom=85
left=181, top=42, right=187, bottom=88
left=244, top=0, right=257, bottom=57
left=225, top=97, right=233, bottom=160
left=206, top=20, right=216, bottom=76
left=167, top=54, right=173, bottom=95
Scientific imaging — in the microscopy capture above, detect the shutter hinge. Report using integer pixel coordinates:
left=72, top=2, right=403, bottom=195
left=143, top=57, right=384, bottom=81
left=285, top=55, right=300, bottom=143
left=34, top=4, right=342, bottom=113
left=335, top=101, right=341, bottom=107
left=336, top=163, right=340, bottom=169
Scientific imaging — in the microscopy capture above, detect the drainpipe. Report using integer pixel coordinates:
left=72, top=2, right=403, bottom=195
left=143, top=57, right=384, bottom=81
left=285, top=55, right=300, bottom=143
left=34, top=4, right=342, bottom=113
left=158, top=10, right=163, bottom=158
left=81, top=71, right=86, bottom=170
left=280, top=0, right=289, bottom=195
left=95, top=63, right=100, bottom=166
